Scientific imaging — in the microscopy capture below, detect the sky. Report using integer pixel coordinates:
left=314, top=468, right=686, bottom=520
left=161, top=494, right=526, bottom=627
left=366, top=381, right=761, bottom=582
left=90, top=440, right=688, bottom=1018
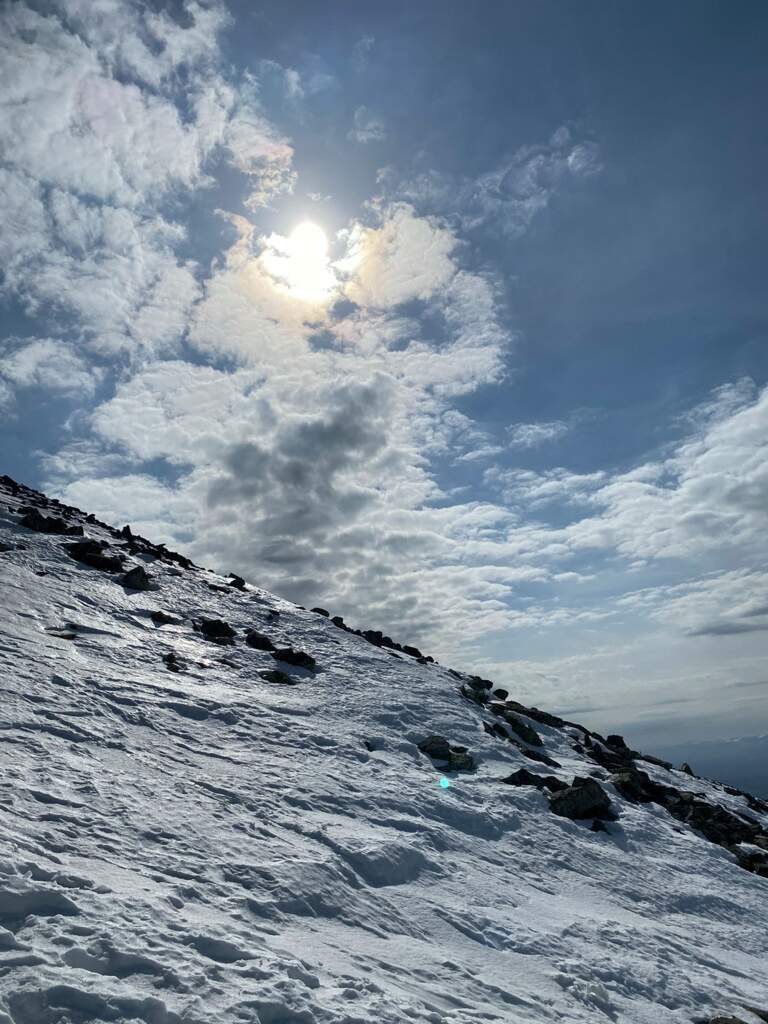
left=1, top=0, right=767, bottom=757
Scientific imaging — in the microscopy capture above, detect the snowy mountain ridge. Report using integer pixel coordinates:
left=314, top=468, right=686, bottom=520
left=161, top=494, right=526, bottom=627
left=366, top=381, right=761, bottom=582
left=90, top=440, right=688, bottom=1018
left=0, top=473, right=767, bottom=1024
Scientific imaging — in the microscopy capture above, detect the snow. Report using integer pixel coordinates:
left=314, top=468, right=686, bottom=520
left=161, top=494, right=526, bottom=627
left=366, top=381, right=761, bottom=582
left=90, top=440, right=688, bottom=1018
left=1, top=482, right=767, bottom=1024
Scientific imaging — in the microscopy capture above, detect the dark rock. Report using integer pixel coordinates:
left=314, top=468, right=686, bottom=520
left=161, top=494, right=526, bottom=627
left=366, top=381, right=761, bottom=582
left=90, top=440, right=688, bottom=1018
left=503, top=712, right=543, bottom=747
left=121, top=565, right=153, bottom=591
left=272, top=648, right=316, bottom=670
left=228, top=574, right=247, bottom=590
left=501, top=768, right=567, bottom=792
left=311, top=607, right=329, bottom=617
left=66, top=539, right=125, bottom=573
left=448, top=750, right=475, bottom=772
left=549, top=777, right=613, bottom=820
left=121, top=525, right=133, bottom=538
left=610, top=770, right=654, bottom=804
left=461, top=684, right=488, bottom=707
left=245, top=630, right=276, bottom=652
left=637, top=753, right=673, bottom=770
left=606, top=734, right=632, bottom=751
left=259, top=669, right=297, bottom=686
left=492, top=688, right=509, bottom=700
left=162, top=652, right=181, bottom=673
left=198, top=618, right=236, bottom=644
left=331, top=615, right=346, bottom=628
left=20, top=508, right=82, bottom=536
left=590, top=819, right=608, bottom=833
left=362, top=629, right=383, bottom=647
left=151, top=610, right=175, bottom=626
left=469, top=675, right=493, bottom=691
left=418, top=735, right=452, bottom=761
left=402, top=645, right=422, bottom=659
left=679, top=762, right=695, bottom=776
left=0, top=542, right=15, bottom=553
left=516, top=745, right=561, bottom=768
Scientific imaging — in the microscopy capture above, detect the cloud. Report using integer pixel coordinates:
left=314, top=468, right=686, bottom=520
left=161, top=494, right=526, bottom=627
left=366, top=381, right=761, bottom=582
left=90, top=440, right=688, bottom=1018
left=348, top=105, right=387, bottom=143
left=0, top=337, right=101, bottom=398
left=507, top=420, right=570, bottom=449
left=342, top=204, right=457, bottom=309
left=381, top=126, right=601, bottom=237
left=0, top=0, right=293, bottom=357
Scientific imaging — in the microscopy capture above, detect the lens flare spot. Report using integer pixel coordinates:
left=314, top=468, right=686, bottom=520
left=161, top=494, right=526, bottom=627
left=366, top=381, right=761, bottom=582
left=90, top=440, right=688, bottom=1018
left=439, top=777, right=450, bottom=789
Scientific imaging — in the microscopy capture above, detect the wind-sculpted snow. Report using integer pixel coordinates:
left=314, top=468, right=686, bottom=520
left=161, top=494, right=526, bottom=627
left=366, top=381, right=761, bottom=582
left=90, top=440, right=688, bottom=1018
left=0, top=476, right=767, bottom=1024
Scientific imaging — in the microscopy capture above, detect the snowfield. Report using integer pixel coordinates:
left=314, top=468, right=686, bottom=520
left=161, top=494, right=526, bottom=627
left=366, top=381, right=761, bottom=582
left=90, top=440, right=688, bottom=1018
left=0, top=477, right=767, bottom=1024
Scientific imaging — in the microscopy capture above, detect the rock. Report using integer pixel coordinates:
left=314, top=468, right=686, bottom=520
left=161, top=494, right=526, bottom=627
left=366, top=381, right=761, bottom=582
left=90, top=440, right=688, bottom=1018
left=679, top=762, right=695, bottom=776
left=549, top=777, right=613, bottom=820
left=66, top=539, right=125, bottom=573
left=228, top=574, right=247, bottom=590
left=501, top=768, right=566, bottom=792
left=259, top=669, right=297, bottom=686
left=0, top=542, right=15, bottom=552
left=517, top=745, right=561, bottom=768
left=492, top=688, right=509, bottom=700
left=245, top=630, right=276, bottom=652
left=418, top=735, right=452, bottom=761
left=610, top=769, right=654, bottom=803
left=402, top=645, right=422, bottom=659
left=311, top=607, right=329, bottom=616
left=708, top=1018, right=750, bottom=1024
left=637, top=753, right=673, bottom=770
left=448, top=750, right=476, bottom=772
left=162, top=652, right=181, bottom=673
left=20, top=508, right=82, bottom=536
left=198, top=618, right=236, bottom=644
left=272, top=648, right=316, bottom=670
left=151, top=610, right=175, bottom=626
left=590, top=819, right=608, bottom=833
left=503, top=712, right=543, bottom=747
left=461, top=684, right=487, bottom=707
left=121, top=565, right=153, bottom=590
left=606, top=734, right=631, bottom=751
left=331, top=615, right=346, bottom=628
left=121, top=525, right=133, bottom=538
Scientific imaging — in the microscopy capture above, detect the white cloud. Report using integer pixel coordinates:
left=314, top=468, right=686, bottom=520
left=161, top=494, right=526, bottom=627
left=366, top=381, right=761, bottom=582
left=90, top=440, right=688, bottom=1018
left=0, top=337, right=100, bottom=397
left=342, top=205, right=457, bottom=309
left=348, top=105, right=387, bottom=143
left=507, top=420, right=570, bottom=449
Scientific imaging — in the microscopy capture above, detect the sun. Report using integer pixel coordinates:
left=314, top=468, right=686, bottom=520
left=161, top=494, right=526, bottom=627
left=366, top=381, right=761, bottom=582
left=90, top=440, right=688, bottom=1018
left=260, top=221, right=336, bottom=303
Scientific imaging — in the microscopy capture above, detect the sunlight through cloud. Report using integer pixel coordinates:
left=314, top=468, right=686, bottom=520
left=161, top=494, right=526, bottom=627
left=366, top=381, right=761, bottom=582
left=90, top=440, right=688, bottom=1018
left=261, top=222, right=337, bottom=303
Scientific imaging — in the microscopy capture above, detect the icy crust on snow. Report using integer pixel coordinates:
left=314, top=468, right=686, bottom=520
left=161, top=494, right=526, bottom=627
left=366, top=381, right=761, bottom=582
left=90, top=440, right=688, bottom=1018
left=0, top=482, right=767, bottom=1024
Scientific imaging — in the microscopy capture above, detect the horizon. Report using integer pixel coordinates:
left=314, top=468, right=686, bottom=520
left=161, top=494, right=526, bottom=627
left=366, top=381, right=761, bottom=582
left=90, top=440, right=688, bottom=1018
left=2, top=0, right=767, bottom=768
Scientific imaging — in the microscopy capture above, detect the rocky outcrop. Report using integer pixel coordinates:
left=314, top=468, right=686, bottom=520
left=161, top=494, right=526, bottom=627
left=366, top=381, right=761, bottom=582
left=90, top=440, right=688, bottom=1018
left=549, top=777, right=614, bottom=821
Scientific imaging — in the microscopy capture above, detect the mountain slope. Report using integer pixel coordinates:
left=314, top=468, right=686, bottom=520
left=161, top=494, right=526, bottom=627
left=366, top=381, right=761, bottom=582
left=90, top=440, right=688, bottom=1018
left=1, top=474, right=767, bottom=1024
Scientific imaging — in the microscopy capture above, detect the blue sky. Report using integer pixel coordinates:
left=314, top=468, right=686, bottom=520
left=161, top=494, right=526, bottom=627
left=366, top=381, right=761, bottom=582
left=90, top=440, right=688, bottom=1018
left=1, top=0, right=767, bottom=753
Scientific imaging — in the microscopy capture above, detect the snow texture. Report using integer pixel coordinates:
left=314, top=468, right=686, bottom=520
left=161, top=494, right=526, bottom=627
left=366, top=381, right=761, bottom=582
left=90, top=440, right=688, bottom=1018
left=0, top=477, right=767, bottom=1024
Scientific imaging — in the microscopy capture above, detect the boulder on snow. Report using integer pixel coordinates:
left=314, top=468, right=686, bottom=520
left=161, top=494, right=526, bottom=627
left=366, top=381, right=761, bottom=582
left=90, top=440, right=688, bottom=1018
left=198, top=618, right=236, bottom=644
left=271, top=647, right=316, bottom=670
left=492, top=688, right=509, bottom=700
left=502, top=712, right=543, bottom=747
left=259, top=668, right=297, bottom=686
left=66, top=539, right=125, bottom=573
left=549, top=777, right=614, bottom=820
left=679, top=762, right=695, bottom=776
left=151, top=610, right=176, bottom=626
left=311, top=607, right=329, bottom=616
left=501, top=768, right=567, bottom=792
left=228, top=574, right=247, bottom=590
left=121, top=565, right=153, bottom=591
left=20, top=508, right=82, bottom=536
left=418, top=735, right=475, bottom=772
left=245, top=630, right=276, bottom=652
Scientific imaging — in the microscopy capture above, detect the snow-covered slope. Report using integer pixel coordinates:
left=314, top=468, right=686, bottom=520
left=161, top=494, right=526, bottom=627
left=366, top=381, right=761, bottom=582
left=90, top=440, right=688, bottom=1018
left=1, top=475, right=767, bottom=1024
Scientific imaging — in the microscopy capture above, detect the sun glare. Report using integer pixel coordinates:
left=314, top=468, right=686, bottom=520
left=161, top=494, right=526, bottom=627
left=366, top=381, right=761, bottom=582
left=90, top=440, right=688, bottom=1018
left=261, top=221, right=336, bottom=303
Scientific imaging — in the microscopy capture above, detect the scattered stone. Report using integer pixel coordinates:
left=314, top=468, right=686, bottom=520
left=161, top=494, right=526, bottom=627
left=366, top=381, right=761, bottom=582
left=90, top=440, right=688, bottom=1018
left=503, top=712, right=543, bottom=747
left=448, top=750, right=476, bottom=771
left=272, top=648, right=316, bottom=670
left=20, top=508, right=83, bottom=536
left=590, top=819, right=608, bottom=833
left=418, top=735, right=452, bottom=761
left=228, top=574, right=247, bottom=590
left=516, top=745, right=561, bottom=768
left=402, top=645, right=422, bottom=659
left=259, top=669, right=297, bottom=686
left=151, top=610, right=175, bottom=626
left=121, top=525, right=132, bottom=538
left=198, top=618, right=236, bottom=644
left=162, top=652, right=181, bottom=673
left=66, top=539, right=125, bottom=573
left=331, top=615, right=345, bottom=628
left=121, top=565, right=153, bottom=591
left=550, top=777, right=614, bottom=821
left=245, top=630, right=276, bottom=652
left=680, top=762, right=695, bottom=776
left=311, top=607, right=329, bottom=617
left=501, top=768, right=566, bottom=792
left=0, top=542, right=15, bottom=552
left=492, top=688, right=509, bottom=700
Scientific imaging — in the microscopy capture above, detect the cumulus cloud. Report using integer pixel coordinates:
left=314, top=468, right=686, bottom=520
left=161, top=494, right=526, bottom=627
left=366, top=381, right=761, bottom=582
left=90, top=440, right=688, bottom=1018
left=0, top=337, right=100, bottom=398
left=0, top=0, right=293, bottom=358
